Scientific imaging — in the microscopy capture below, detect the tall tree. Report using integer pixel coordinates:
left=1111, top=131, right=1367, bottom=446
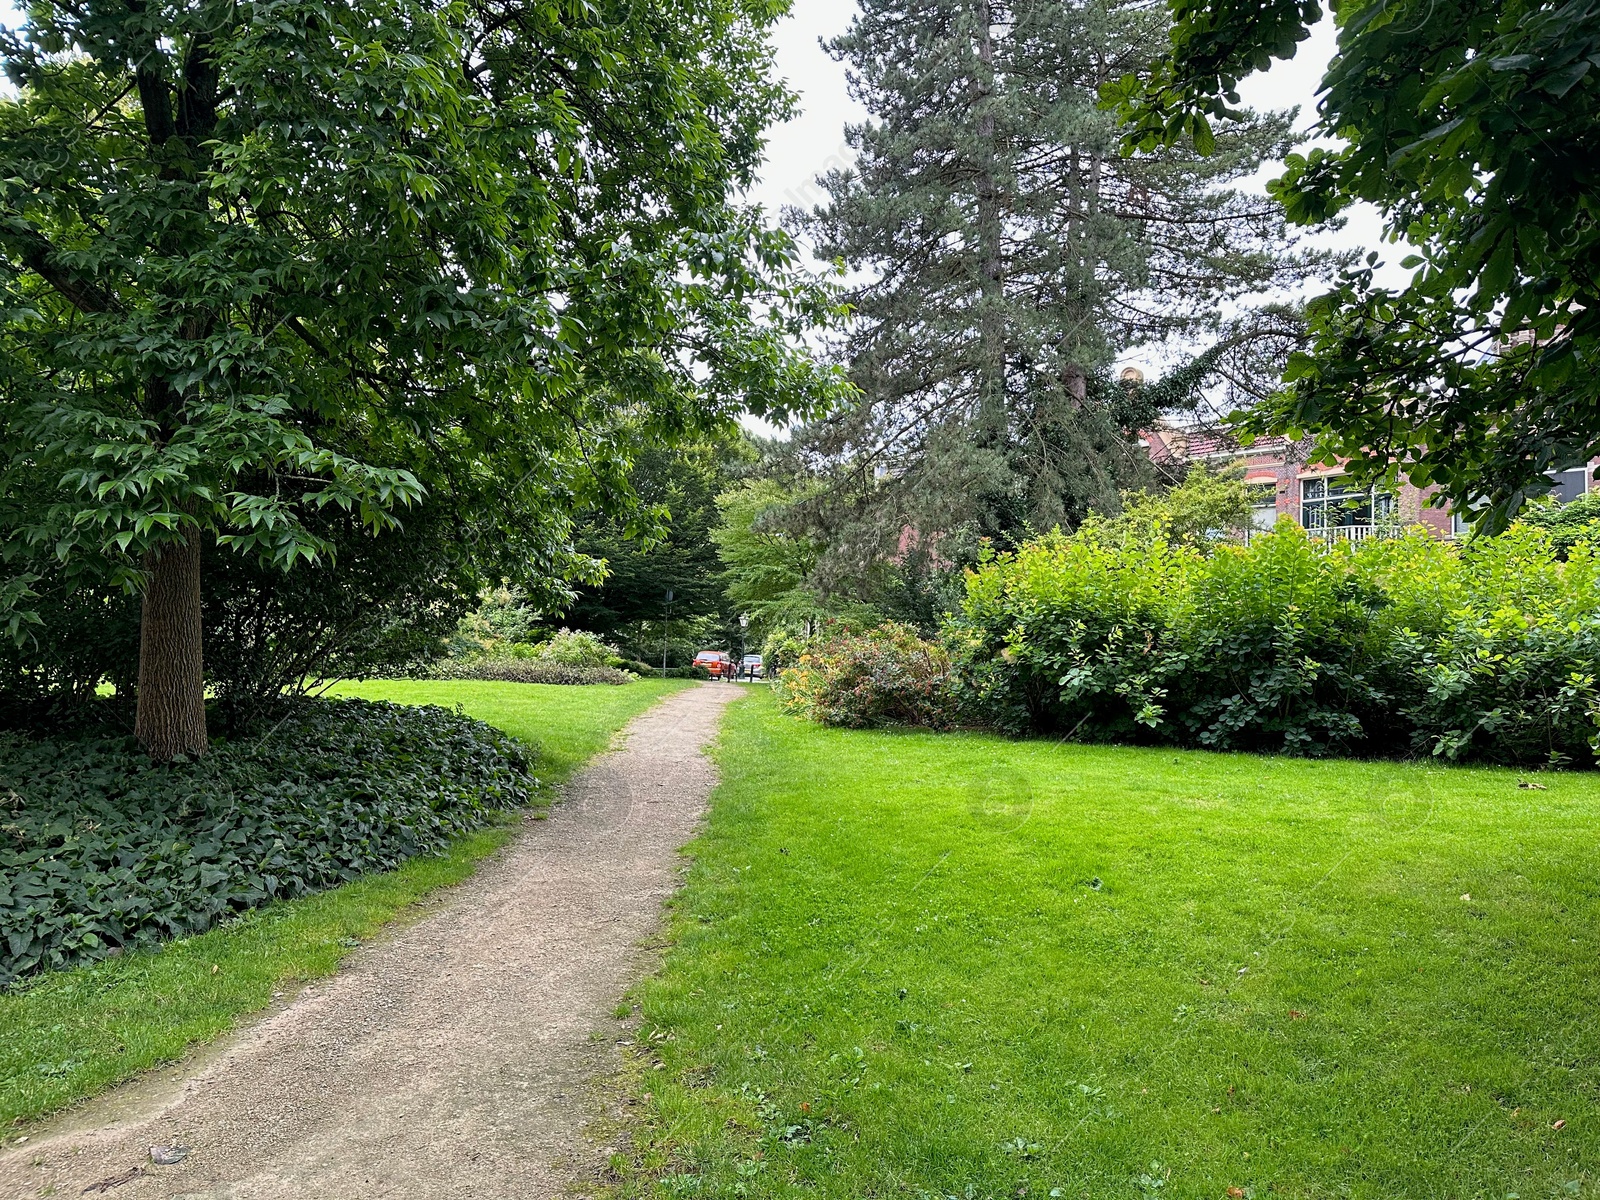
left=0, top=0, right=846, bottom=756
left=791, top=0, right=1329, bottom=573
left=1110, top=0, right=1600, bottom=528
left=558, top=438, right=750, bottom=647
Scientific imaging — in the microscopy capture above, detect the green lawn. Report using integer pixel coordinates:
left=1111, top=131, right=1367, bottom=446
left=331, top=677, right=695, bottom=783
left=624, top=691, right=1600, bottom=1200
left=1, top=678, right=692, bottom=1131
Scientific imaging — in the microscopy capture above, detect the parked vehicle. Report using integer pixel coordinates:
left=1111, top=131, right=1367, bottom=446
left=693, top=650, right=733, bottom=679
left=741, top=654, right=764, bottom=680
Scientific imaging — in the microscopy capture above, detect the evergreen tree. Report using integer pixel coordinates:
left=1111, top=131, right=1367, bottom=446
left=793, top=0, right=1332, bottom=569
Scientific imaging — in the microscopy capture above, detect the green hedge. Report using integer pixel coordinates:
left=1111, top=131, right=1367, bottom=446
left=0, top=699, right=535, bottom=987
left=431, top=658, right=633, bottom=685
left=945, top=521, right=1600, bottom=764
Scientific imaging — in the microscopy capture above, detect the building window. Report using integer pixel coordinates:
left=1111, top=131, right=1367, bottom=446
left=1300, top=475, right=1393, bottom=529
left=1248, top=482, right=1277, bottom=531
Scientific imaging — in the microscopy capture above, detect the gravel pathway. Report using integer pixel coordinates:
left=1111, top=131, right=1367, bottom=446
left=0, top=682, right=742, bottom=1199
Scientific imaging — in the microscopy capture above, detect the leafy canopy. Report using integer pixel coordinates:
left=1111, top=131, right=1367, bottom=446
left=1106, top=0, right=1600, bottom=528
left=0, top=0, right=847, bottom=623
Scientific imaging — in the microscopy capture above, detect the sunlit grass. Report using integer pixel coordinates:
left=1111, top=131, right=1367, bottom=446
left=621, top=691, right=1600, bottom=1200
left=331, top=677, right=696, bottom=782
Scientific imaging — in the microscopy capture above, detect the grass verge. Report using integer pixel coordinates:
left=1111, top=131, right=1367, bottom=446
left=619, top=691, right=1600, bottom=1200
left=2, top=677, right=695, bottom=1131
left=331, top=677, right=696, bottom=783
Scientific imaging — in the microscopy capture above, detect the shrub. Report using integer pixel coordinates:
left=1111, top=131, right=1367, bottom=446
left=0, top=699, right=535, bottom=986
left=946, top=520, right=1600, bottom=764
left=1400, top=530, right=1600, bottom=765
left=663, top=666, right=713, bottom=680
left=1172, top=528, right=1393, bottom=754
left=1518, top=492, right=1600, bottom=559
left=776, top=623, right=959, bottom=730
left=531, top=628, right=619, bottom=668
left=432, top=658, right=632, bottom=686
left=946, top=527, right=1191, bottom=740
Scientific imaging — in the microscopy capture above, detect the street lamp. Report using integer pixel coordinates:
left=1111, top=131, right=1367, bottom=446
left=739, top=614, right=749, bottom=680
left=662, top=589, right=674, bottom=676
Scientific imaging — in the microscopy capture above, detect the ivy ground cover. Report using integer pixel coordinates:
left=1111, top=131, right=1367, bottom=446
left=2, top=678, right=691, bottom=1128
left=624, top=691, right=1600, bottom=1200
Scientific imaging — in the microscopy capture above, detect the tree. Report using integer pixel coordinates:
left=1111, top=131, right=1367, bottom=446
left=791, top=0, right=1330, bottom=573
left=712, top=479, right=830, bottom=643
left=0, top=0, right=846, bottom=756
left=1109, top=0, right=1600, bottom=528
left=558, top=439, right=749, bottom=650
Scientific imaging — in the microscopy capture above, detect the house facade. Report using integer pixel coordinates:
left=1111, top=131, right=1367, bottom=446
left=1141, top=425, right=1593, bottom=540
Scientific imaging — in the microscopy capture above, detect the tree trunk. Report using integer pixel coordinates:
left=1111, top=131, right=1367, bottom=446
left=973, top=0, right=1006, bottom=441
left=135, top=531, right=208, bottom=760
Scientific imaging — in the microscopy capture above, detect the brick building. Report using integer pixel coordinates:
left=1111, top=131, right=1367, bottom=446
left=1140, top=425, right=1593, bottom=541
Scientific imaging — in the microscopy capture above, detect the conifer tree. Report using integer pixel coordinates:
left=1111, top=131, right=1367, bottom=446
left=793, top=0, right=1332, bottom=567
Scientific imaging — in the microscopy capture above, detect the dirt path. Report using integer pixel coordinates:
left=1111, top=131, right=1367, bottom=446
left=0, top=683, right=742, bottom=1200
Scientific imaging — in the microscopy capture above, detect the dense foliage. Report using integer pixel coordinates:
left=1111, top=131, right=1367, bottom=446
left=0, top=0, right=846, bottom=753
left=1110, top=0, right=1600, bottom=528
left=0, top=699, right=535, bottom=986
left=946, top=521, right=1600, bottom=764
left=774, top=622, right=959, bottom=731
left=1520, top=492, right=1600, bottom=559
left=433, top=660, right=634, bottom=687
left=788, top=0, right=1328, bottom=575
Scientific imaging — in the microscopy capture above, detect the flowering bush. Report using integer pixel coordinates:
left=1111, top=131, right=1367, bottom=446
left=775, top=623, right=960, bottom=730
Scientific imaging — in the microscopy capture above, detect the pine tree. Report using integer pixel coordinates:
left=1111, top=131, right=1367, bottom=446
left=793, top=0, right=1332, bottom=568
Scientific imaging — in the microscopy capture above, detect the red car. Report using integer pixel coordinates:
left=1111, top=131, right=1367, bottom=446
left=693, top=650, right=733, bottom=679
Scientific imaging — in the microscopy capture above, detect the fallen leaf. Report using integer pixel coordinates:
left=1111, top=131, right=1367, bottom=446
left=1553, top=1119, right=1567, bottom=1131
left=210, top=964, right=219, bottom=975
left=149, top=1146, right=189, bottom=1166
left=1461, top=894, right=1472, bottom=902
left=1228, top=1188, right=1246, bottom=1198
left=1518, top=780, right=1548, bottom=790
left=1289, top=1010, right=1305, bottom=1019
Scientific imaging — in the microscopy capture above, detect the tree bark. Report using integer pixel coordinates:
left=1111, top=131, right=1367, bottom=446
left=136, top=531, right=208, bottom=760
left=973, top=0, right=1006, bottom=441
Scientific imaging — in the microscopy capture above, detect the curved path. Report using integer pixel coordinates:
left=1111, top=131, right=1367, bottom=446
left=0, top=683, right=742, bottom=1199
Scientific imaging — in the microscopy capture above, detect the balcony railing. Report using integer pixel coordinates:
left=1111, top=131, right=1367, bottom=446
left=1240, top=523, right=1402, bottom=545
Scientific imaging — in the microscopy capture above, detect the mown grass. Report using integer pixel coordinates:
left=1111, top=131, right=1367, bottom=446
left=622, top=691, right=1600, bottom=1200
left=2, top=678, right=693, bottom=1131
left=332, top=677, right=695, bottom=783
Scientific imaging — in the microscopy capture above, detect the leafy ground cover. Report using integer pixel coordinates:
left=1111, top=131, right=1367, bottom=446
left=2, top=700, right=534, bottom=985
left=622, top=692, right=1600, bottom=1200
left=2, top=678, right=691, bottom=1129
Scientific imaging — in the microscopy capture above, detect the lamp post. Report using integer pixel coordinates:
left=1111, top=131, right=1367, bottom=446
left=739, top=613, right=749, bottom=680
left=662, top=589, right=674, bottom=677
